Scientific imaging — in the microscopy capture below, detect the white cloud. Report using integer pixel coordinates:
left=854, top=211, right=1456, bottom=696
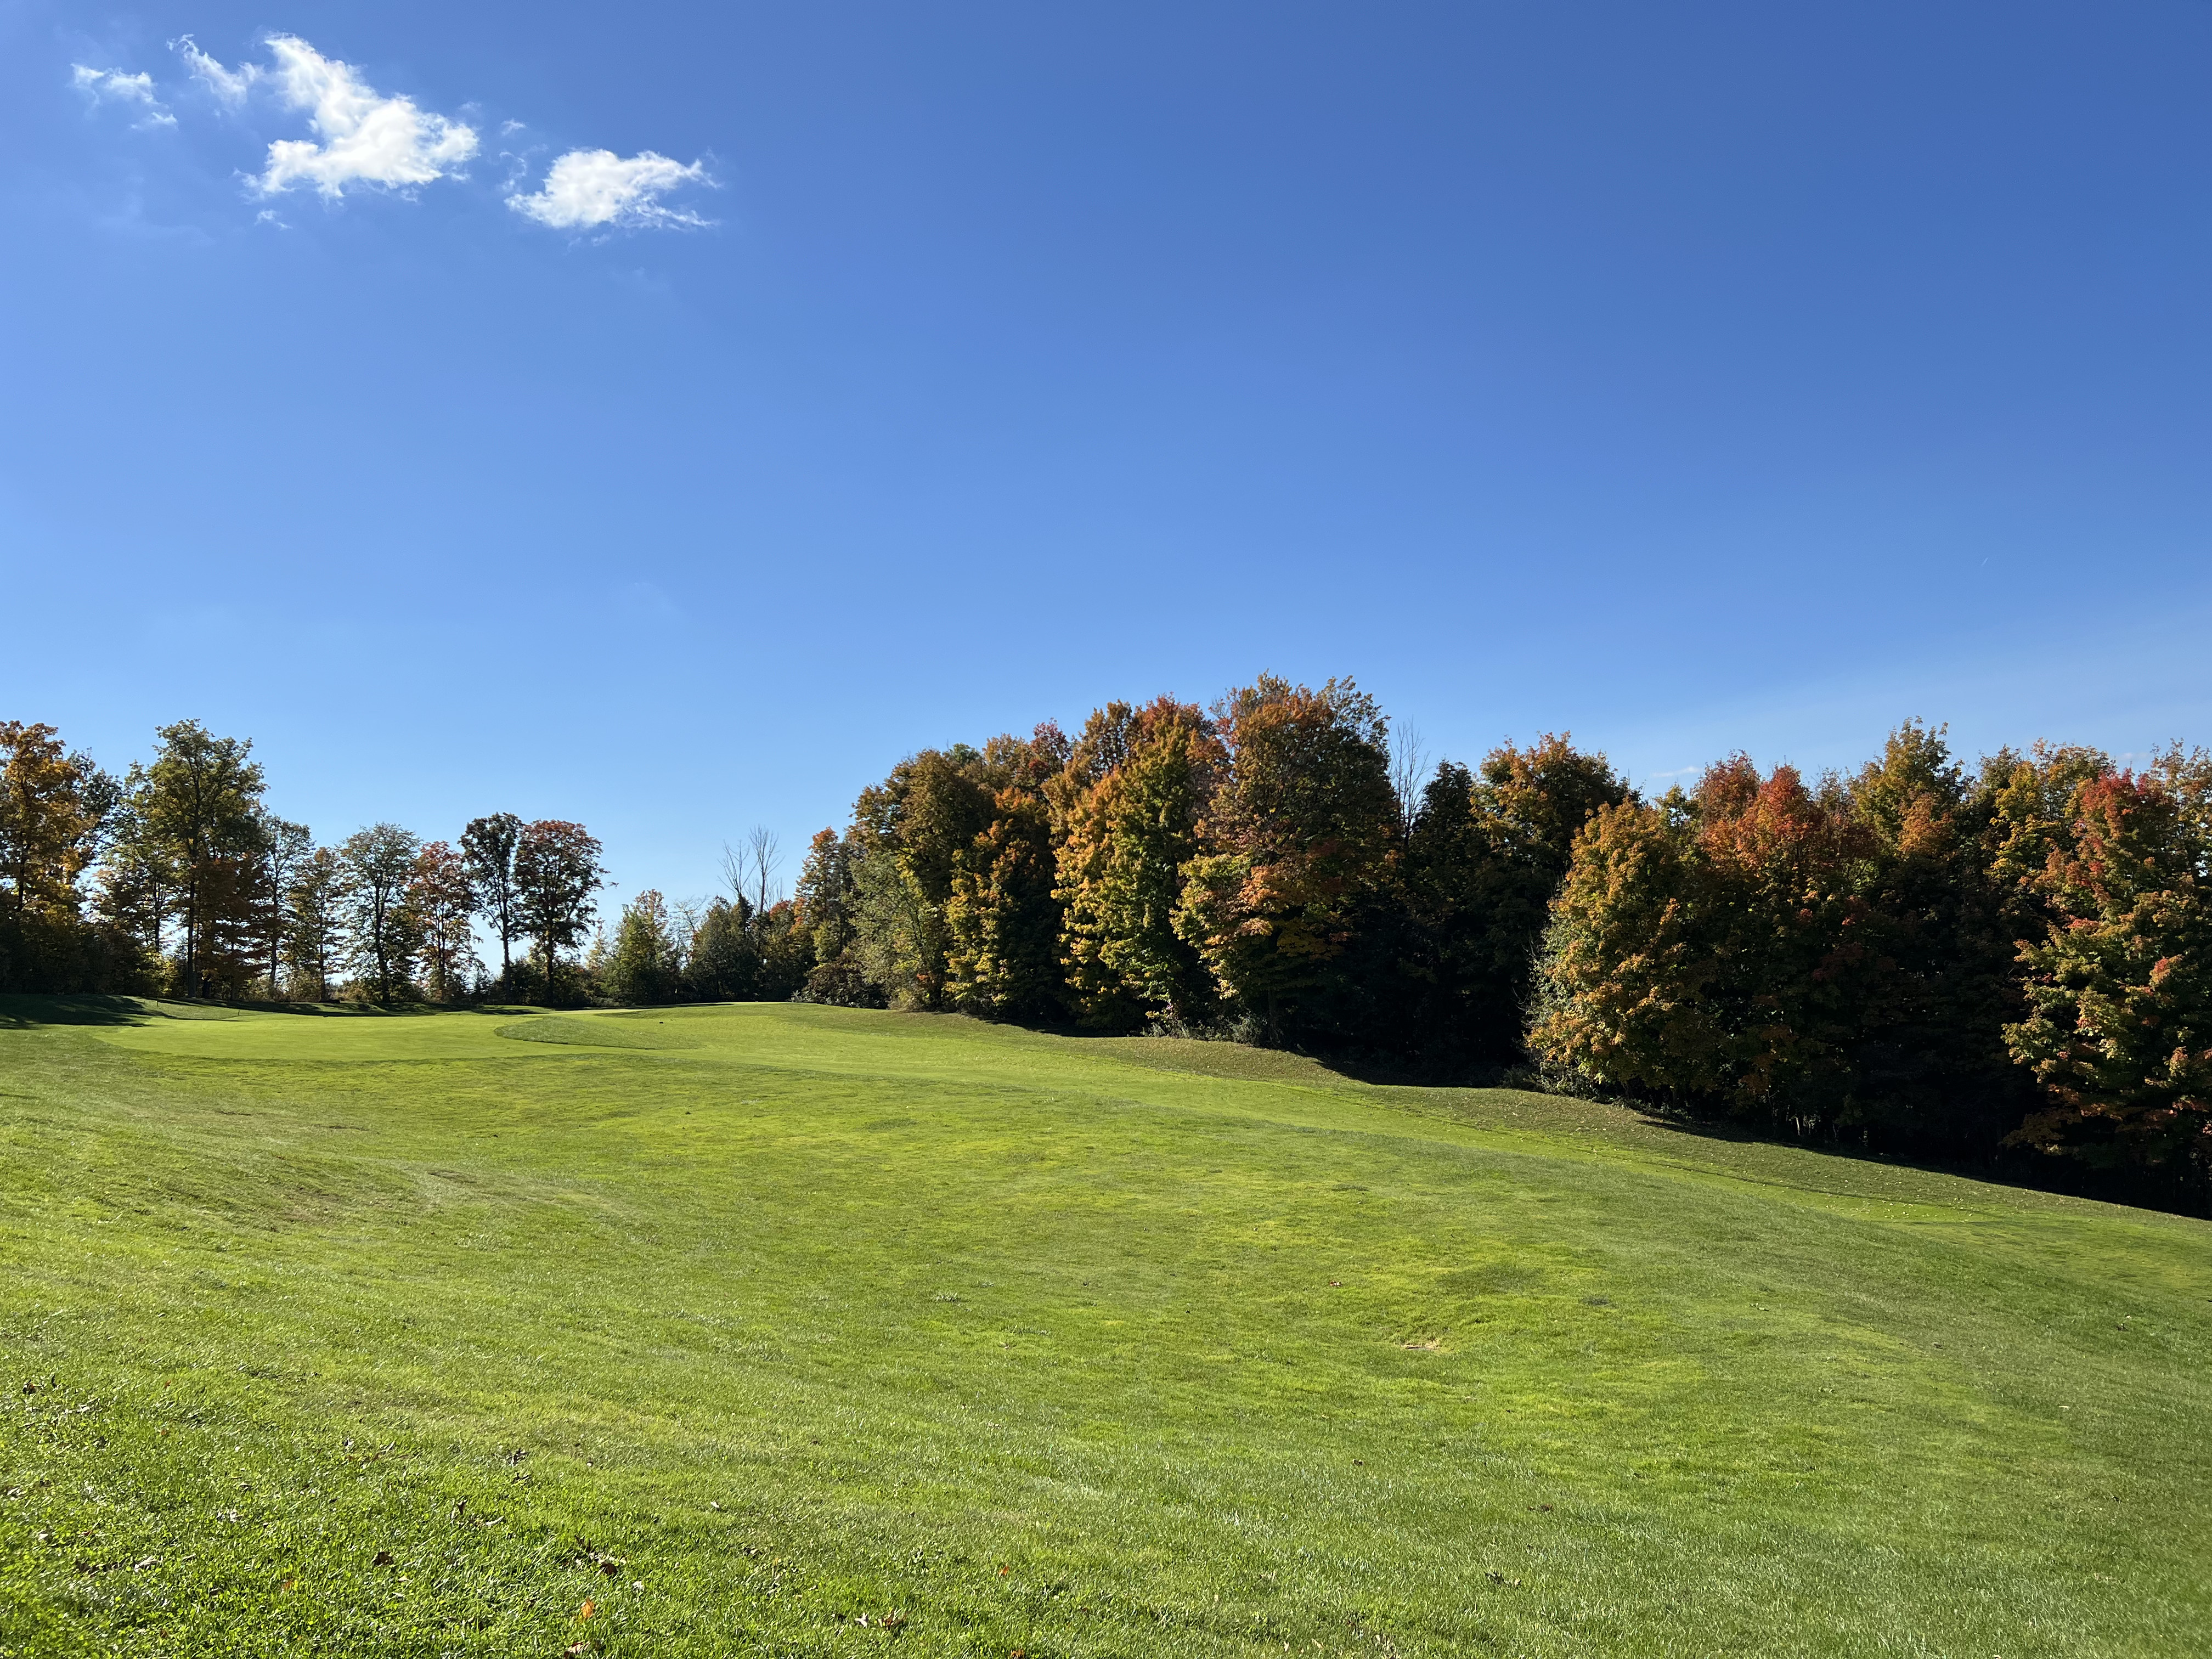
left=509, top=148, right=712, bottom=231
left=171, top=35, right=260, bottom=104
left=71, top=64, right=175, bottom=127
left=253, top=35, right=477, bottom=198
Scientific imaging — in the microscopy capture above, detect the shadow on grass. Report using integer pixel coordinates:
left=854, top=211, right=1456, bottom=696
left=0, top=994, right=154, bottom=1029
left=0, top=993, right=589, bottom=1031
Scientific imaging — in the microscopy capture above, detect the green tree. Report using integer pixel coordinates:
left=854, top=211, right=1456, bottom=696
left=252, top=817, right=314, bottom=998
left=1837, top=722, right=2033, bottom=1147
left=132, top=720, right=266, bottom=996
left=462, top=813, right=524, bottom=986
left=1400, top=735, right=1630, bottom=1060
left=1173, top=676, right=1397, bottom=1043
left=605, top=889, right=685, bottom=1005
left=847, top=748, right=994, bottom=1009
left=513, top=819, right=605, bottom=1005
left=687, top=896, right=760, bottom=1001
left=340, top=823, right=423, bottom=1004
left=788, top=829, right=866, bottom=1003
left=285, top=845, right=346, bottom=1002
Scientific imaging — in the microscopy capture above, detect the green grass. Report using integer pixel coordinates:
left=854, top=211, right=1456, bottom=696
left=1, top=998, right=2207, bottom=1657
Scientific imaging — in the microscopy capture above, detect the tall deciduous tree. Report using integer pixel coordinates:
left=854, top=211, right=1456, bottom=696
left=1052, top=698, right=1226, bottom=1029
left=1526, top=791, right=1713, bottom=1093
left=605, top=888, right=684, bottom=1005
left=2005, top=757, right=2212, bottom=1182
left=462, top=813, right=523, bottom=985
left=512, top=819, right=604, bottom=1005
left=253, top=817, right=313, bottom=998
left=0, top=721, right=110, bottom=991
left=847, top=748, right=993, bottom=1009
left=1399, top=735, right=1630, bottom=1059
left=945, top=727, right=1071, bottom=1022
left=340, top=823, right=423, bottom=1004
left=132, top=720, right=266, bottom=996
left=1837, top=723, right=2032, bottom=1146
left=286, top=845, right=346, bottom=1003
left=408, top=840, right=480, bottom=1004
left=793, top=828, right=871, bottom=1004
left=1173, top=676, right=1397, bottom=1043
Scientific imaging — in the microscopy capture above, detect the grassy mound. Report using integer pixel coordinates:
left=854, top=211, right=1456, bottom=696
left=0, top=999, right=2205, bottom=1656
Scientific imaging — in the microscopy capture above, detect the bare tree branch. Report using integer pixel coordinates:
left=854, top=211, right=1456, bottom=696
left=1390, top=723, right=1429, bottom=837
left=746, top=825, right=783, bottom=913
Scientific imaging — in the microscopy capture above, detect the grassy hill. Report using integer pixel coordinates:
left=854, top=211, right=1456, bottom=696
left=1, top=998, right=2206, bottom=1657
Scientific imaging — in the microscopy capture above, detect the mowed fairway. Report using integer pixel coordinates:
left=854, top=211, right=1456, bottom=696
left=1, top=1001, right=2207, bottom=1657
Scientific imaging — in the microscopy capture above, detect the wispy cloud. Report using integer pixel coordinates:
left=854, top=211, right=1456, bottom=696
left=168, top=34, right=476, bottom=198
left=509, top=149, right=713, bottom=232
left=87, top=33, right=712, bottom=238
left=71, top=64, right=176, bottom=128
left=171, top=34, right=258, bottom=104
left=252, top=36, right=477, bottom=198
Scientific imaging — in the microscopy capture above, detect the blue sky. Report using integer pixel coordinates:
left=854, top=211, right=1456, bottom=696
left=7, top=1, right=2211, bottom=906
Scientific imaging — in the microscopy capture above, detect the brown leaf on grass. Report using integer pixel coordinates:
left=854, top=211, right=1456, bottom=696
left=371, top=1550, right=394, bottom=1566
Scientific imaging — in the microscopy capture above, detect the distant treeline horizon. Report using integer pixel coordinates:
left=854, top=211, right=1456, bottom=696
left=4, top=680, right=2207, bottom=1204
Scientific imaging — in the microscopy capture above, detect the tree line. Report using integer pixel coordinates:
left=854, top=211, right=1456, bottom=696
left=0, top=719, right=612, bottom=1005
left=6, top=686, right=2207, bottom=1202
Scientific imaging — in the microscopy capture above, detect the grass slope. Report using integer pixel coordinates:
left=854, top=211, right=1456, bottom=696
left=1, top=998, right=2207, bottom=1657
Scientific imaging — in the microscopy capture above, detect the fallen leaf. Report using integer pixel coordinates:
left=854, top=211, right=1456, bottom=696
left=371, top=1550, right=394, bottom=1567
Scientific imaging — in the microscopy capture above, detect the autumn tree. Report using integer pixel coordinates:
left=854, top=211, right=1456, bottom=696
left=1398, top=735, right=1630, bottom=1059
left=1051, top=698, right=1226, bottom=1029
left=0, top=721, right=112, bottom=991
left=944, top=727, right=1071, bottom=1022
left=1173, top=676, right=1397, bottom=1043
left=2004, top=755, right=2212, bottom=1184
left=1526, top=791, right=1716, bottom=1093
left=408, top=840, right=480, bottom=1003
left=1530, top=756, right=1875, bottom=1128
left=340, top=823, right=423, bottom=1004
left=847, top=748, right=994, bottom=1009
left=462, top=812, right=524, bottom=986
left=512, top=819, right=605, bottom=1005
